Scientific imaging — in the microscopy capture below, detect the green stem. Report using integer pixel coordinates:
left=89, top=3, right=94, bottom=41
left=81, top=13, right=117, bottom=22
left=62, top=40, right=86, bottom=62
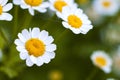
left=55, top=29, right=68, bottom=43
left=40, top=15, right=58, bottom=30
left=0, top=27, right=9, bottom=45
left=22, top=13, right=33, bottom=29
left=13, top=6, right=18, bottom=37
left=86, top=67, right=98, bottom=80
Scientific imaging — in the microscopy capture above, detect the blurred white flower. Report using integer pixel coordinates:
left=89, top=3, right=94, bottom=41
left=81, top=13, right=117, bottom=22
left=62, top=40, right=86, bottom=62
left=112, top=46, right=120, bottom=75
left=49, top=0, right=77, bottom=17
left=0, top=0, right=13, bottom=21
left=93, top=0, right=119, bottom=16
left=58, top=6, right=93, bottom=34
left=13, top=0, right=49, bottom=15
left=14, top=27, right=56, bottom=67
left=106, top=78, right=116, bottom=80
left=102, top=25, right=120, bottom=45
left=91, top=50, right=112, bottom=73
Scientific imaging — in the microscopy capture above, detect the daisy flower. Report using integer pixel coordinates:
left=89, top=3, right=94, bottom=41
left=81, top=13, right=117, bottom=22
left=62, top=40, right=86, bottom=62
left=13, top=0, right=49, bottom=15
left=112, top=46, right=120, bottom=75
left=0, top=0, right=13, bottom=21
left=14, top=27, right=56, bottom=67
left=90, top=50, right=112, bottom=73
left=49, top=0, right=77, bottom=17
left=93, top=0, right=119, bottom=16
left=58, top=6, right=93, bottom=34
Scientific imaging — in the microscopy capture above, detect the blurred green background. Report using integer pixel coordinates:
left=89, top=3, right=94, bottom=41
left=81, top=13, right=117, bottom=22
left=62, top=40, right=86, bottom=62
left=0, top=0, right=120, bottom=80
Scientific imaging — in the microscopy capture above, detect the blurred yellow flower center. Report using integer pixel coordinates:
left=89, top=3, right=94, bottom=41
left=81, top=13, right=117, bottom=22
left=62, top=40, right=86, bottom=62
left=95, top=56, right=106, bottom=67
left=68, top=15, right=82, bottom=28
left=25, top=38, right=45, bottom=57
left=0, top=5, right=3, bottom=15
left=24, top=0, right=42, bottom=6
left=54, top=0, right=67, bottom=12
left=102, top=1, right=111, bottom=8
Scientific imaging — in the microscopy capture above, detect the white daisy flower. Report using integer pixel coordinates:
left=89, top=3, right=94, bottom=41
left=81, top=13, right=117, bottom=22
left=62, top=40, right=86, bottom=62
left=0, top=0, right=13, bottom=21
left=14, top=27, right=56, bottom=67
left=90, top=50, right=112, bottom=73
left=93, top=0, right=119, bottom=16
left=49, top=0, right=77, bottom=17
left=13, top=0, right=49, bottom=15
left=58, top=6, right=93, bottom=34
left=106, top=78, right=115, bottom=80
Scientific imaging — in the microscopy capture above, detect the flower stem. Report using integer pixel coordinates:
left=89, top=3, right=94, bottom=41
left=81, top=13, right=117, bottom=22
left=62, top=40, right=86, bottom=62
left=86, top=67, right=98, bottom=80
left=41, top=14, right=57, bottom=30
left=13, top=6, right=18, bottom=37
left=55, top=29, right=68, bottom=43
left=0, top=27, right=9, bottom=45
left=22, top=13, right=33, bottom=29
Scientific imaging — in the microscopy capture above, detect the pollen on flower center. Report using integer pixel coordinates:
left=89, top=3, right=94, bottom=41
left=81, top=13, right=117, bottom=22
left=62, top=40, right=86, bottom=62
left=102, top=1, right=111, bottom=8
left=0, top=5, right=3, bottom=15
left=68, top=15, right=82, bottom=28
left=54, top=0, right=67, bottom=12
left=24, top=0, right=42, bottom=6
left=25, top=38, right=45, bottom=57
left=95, top=56, right=107, bottom=67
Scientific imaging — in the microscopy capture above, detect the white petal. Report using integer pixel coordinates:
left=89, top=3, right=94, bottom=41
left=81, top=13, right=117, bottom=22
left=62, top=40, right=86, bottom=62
left=39, top=30, right=48, bottom=41
left=69, top=27, right=81, bottom=34
left=13, top=0, right=21, bottom=5
left=75, top=8, right=83, bottom=15
left=14, top=39, right=24, bottom=46
left=102, top=67, right=111, bottom=73
left=46, top=44, right=56, bottom=52
left=16, top=46, right=27, bottom=52
left=30, top=55, right=37, bottom=63
left=39, top=2, right=49, bottom=8
left=44, top=36, right=54, bottom=45
left=47, top=52, right=55, bottom=59
left=62, top=22, right=69, bottom=28
left=0, top=13, right=13, bottom=21
left=56, top=12, right=62, bottom=18
left=80, top=25, right=93, bottom=34
left=0, top=0, right=3, bottom=4
left=20, top=52, right=28, bottom=60
left=26, top=57, right=34, bottom=67
left=41, top=53, right=51, bottom=63
left=3, top=3, right=13, bottom=12
left=20, top=3, right=29, bottom=9
left=37, top=8, right=47, bottom=13
left=36, top=57, right=44, bottom=66
left=22, top=29, right=31, bottom=40
left=31, top=28, right=40, bottom=38
left=1, top=0, right=8, bottom=6
left=28, top=8, right=34, bottom=16
left=18, top=33, right=27, bottom=43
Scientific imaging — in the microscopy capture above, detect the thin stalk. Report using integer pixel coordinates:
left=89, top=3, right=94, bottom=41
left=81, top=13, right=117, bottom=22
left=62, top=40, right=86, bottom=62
left=86, top=67, right=98, bottom=80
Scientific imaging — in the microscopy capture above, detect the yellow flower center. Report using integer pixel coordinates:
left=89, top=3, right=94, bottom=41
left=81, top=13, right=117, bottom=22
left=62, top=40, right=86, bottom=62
left=24, top=0, right=42, bottom=6
left=54, top=0, right=67, bottom=12
left=25, top=38, right=45, bottom=57
left=102, top=1, right=111, bottom=8
left=0, top=5, right=3, bottom=15
left=68, top=15, right=82, bottom=28
left=95, top=56, right=107, bottom=67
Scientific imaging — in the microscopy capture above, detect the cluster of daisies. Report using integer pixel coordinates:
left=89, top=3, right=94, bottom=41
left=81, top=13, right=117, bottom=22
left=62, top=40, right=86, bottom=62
left=0, top=0, right=117, bottom=74
left=0, top=0, right=93, bottom=67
